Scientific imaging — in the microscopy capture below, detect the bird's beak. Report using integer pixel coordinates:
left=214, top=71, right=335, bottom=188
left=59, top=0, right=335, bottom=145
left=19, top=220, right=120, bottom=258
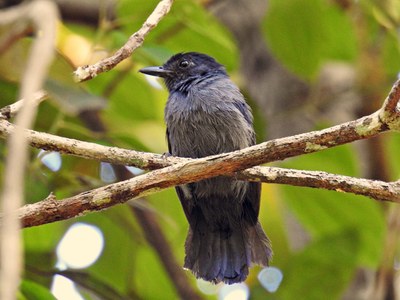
left=139, top=66, right=172, bottom=78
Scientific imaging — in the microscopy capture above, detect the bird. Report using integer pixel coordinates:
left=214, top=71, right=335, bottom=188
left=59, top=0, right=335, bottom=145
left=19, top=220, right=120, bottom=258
left=139, top=52, right=272, bottom=284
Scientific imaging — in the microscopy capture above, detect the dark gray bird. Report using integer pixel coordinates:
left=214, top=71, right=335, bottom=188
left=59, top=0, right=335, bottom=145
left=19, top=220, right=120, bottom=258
left=139, top=52, right=272, bottom=284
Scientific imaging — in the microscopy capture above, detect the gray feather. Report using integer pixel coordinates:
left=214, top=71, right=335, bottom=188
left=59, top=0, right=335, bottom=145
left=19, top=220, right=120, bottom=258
left=140, top=52, right=273, bottom=284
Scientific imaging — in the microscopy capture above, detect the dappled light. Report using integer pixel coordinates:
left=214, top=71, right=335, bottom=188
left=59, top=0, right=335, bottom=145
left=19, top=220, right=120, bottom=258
left=257, top=267, right=283, bottom=293
left=56, top=223, right=104, bottom=269
left=100, top=162, right=117, bottom=183
left=218, top=283, right=249, bottom=300
left=38, top=150, right=62, bottom=172
left=51, top=275, right=84, bottom=300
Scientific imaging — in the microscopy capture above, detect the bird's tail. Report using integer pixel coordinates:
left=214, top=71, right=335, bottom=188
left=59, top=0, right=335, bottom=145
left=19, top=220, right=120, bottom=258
left=183, top=220, right=272, bottom=284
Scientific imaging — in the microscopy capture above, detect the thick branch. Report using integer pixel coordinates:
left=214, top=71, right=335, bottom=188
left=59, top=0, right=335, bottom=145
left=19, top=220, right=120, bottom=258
left=73, top=0, right=174, bottom=81
left=0, top=118, right=176, bottom=169
left=17, top=151, right=400, bottom=228
left=0, top=110, right=388, bottom=171
left=3, top=77, right=400, bottom=229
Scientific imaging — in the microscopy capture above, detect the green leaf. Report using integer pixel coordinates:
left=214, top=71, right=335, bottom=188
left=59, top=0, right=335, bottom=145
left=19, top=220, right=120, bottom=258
left=24, top=222, right=67, bottom=288
left=264, top=0, right=357, bottom=79
left=58, top=271, right=129, bottom=300
left=19, top=280, right=57, bottom=300
left=382, top=34, right=400, bottom=78
left=118, top=0, right=237, bottom=70
left=24, top=222, right=66, bottom=253
left=282, top=144, right=360, bottom=176
left=277, top=230, right=359, bottom=300
left=283, top=187, right=385, bottom=266
left=281, top=146, right=385, bottom=266
left=0, top=80, right=18, bottom=103
left=387, top=133, right=400, bottom=179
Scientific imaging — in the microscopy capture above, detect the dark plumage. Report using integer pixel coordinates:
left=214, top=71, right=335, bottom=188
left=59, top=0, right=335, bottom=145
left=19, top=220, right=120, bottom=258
left=139, top=52, right=272, bottom=284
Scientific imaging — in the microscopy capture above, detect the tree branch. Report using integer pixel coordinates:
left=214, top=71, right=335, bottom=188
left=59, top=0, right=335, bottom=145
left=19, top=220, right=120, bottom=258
left=0, top=109, right=389, bottom=171
left=2, top=78, right=398, bottom=227
left=0, top=90, right=47, bottom=120
left=2, top=30, right=400, bottom=230
left=0, top=1, right=57, bottom=299
left=237, top=167, right=400, bottom=202
left=73, top=0, right=174, bottom=82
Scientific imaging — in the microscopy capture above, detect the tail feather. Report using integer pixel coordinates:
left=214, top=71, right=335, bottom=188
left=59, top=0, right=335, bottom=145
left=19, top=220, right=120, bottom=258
left=248, top=223, right=272, bottom=265
left=184, top=221, right=272, bottom=284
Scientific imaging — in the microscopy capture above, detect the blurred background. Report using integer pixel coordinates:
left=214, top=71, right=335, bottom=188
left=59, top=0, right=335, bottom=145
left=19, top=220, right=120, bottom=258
left=1, top=0, right=400, bottom=299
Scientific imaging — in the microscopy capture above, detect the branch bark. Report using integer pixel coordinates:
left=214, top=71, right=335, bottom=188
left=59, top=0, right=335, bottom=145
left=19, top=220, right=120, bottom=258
left=0, top=109, right=389, bottom=172
left=237, top=167, right=400, bottom=202
left=0, top=78, right=397, bottom=227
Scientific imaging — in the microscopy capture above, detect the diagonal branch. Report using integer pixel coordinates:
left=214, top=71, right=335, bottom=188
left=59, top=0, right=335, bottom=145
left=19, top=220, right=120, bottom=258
left=2, top=77, right=400, bottom=229
left=17, top=147, right=400, bottom=228
left=73, top=0, right=174, bottom=82
left=0, top=110, right=388, bottom=171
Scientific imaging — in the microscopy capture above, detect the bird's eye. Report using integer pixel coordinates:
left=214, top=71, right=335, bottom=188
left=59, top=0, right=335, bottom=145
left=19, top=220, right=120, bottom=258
left=179, top=60, right=190, bottom=68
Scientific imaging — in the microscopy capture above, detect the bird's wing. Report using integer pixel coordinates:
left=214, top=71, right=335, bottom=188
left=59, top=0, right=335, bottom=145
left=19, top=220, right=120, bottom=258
left=233, top=100, right=257, bottom=144
left=167, top=127, right=195, bottom=222
left=232, top=100, right=261, bottom=224
left=242, top=181, right=262, bottom=226
left=166, top=128, right=172, bottom=154
left=233, top=101, right=253, bottom=125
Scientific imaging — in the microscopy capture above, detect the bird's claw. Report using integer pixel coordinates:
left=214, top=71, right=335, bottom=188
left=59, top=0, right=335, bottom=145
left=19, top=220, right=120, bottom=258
left=162, top=152, right=172, bottom=159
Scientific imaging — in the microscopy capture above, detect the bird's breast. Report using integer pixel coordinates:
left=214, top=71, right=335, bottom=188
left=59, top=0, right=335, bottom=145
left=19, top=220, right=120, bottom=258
left=166, top=97, right=252, bottom=158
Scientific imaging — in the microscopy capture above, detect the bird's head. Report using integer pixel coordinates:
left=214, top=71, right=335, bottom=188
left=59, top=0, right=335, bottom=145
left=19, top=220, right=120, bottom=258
left=139, top=52, right=227, bottom=92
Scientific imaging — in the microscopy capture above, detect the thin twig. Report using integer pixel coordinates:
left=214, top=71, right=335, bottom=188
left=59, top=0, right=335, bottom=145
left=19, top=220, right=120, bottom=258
left=0, top=90, right=47, bottom=120
left=0, top=1, right=57, bottom=299
left=237, top=167, right=400, bottom=202
left=73, top=0, right=174, bottom=81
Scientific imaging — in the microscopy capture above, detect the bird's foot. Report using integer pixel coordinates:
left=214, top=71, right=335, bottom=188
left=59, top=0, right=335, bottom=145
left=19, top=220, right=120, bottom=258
left=162, top=152, right=172, bottom=159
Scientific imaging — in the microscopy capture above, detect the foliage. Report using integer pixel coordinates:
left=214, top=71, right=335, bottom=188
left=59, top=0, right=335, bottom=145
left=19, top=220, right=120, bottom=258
left=0, top=0, right=399, bottom=299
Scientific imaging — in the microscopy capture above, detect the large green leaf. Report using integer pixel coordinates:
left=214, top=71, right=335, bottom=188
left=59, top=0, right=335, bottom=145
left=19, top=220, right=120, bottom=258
left=281, top=145, right=385, bottom=267
left=387, top=133, right=400, bottom=179
left=264, top=0, right=357, bottom=79
left=19, top=280, right=57, bottom=300
left=118, top=0, right=237, bottom=71
left=58, top=270, right=130, bottom=300
left=283, top=187, right=385, bottom=266
left=277, top=230, right=359, bottom=300
left=24, top=221, right=67, bottom=288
